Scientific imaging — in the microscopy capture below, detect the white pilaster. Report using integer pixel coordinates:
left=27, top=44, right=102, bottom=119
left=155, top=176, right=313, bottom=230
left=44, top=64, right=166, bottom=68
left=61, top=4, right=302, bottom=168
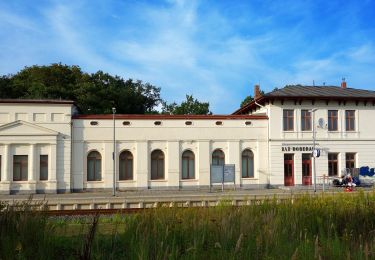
left=136, top=141, right=148, bottom=189
left=50, top=143, right=57, bottom=181
left=28, top=144, right=36, bottom=181
left=228, top=141, right=240, bottom=187
left=3, top=144, right=10, bottom=182
left=198, top=141, right=210, bottom=187
left=167, top=141, right=179, bottom=188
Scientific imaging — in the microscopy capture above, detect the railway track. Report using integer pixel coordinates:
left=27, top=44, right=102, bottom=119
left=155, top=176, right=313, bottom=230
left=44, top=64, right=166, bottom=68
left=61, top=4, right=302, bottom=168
left=45, top=208, right=145, bottom=216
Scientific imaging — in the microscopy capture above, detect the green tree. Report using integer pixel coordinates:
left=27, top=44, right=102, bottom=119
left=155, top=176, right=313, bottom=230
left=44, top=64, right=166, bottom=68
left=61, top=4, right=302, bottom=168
left=0, top=64, right=161, bottom=114
left=162, top=95, right=211, bottom=115
left=0, top=75, right=12, bottom=98
left=240, top=90, right=266, bottom=107
left=240, top=95, right=253, bottom=107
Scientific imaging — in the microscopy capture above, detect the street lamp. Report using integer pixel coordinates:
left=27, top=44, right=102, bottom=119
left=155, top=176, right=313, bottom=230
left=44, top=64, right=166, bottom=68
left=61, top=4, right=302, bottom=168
left=309, top=108, right=318, bottom=192
left=112, top=107, right=116, bottom=196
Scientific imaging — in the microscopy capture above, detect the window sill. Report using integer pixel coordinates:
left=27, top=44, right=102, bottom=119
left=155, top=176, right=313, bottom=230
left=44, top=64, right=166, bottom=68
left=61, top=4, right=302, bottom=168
left=85, top=181, right=104, bottom=183
left=242, top=178, right=258, bottom=180
left=149, top=179, right=167, bottom=182
left=118, top=180, right=135, bottom=183
left=180, top=179, right=198, bottom=182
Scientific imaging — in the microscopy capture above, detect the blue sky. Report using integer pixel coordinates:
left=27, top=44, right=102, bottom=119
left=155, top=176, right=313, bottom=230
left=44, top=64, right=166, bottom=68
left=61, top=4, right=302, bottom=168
left=1, top=0, right=375, bottom=113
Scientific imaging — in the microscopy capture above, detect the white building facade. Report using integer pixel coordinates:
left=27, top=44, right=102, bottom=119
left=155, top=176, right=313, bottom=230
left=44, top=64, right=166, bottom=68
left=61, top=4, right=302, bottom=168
left=1, top=81, right=375, bottom=194
left=235, top=81, right=375, bottom=187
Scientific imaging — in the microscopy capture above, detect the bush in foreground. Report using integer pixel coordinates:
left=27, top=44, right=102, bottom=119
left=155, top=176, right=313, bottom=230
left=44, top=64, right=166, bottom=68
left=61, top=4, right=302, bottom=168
left=2, top=192, right=375, bottom=259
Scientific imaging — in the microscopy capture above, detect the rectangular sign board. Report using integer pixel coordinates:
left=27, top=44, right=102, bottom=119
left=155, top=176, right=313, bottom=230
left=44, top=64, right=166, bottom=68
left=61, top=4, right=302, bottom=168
left=210, top=165, right=224, bottom=184
left=224, top=164, right=235, bottom=182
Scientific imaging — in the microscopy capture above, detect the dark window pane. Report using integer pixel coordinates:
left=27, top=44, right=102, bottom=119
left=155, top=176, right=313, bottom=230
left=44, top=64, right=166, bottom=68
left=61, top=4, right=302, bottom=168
left=189, top=159, right=195, bottom=179
left=40, top=155, right=48, bottom=181
left=242, top=149, right=254, bottom=178
left=87, top=151, right=101, bottom=181
left=345, top=153, right=356, bottom=169
left=283, top=110, right=294, bottom=131
left=151, top=150, right=164, bottom=180
left=328, top=110, right=338, bottom=131
left=301, top=110, right=311, bottom=131
left=345, top=110, right=355, bottom=131
left=13, top=155, right=28, bottom=181
left=212, top=150, right=225, bottom=166
left=182, top=150, right=195, bottom=179
left=119, top=151, right=133, bottom=180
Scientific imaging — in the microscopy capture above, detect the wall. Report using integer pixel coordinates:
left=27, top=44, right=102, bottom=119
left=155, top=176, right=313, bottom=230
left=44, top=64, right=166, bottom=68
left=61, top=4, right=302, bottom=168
left=72, top=117, right=269, bottom=191
left=266, top=100, right=375, bottom=186
left=0, top=103, right=73, bottom=194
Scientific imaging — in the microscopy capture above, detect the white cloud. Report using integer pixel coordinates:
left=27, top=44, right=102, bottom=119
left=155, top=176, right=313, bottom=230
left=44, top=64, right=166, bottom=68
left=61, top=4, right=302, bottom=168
left=1, top=0, right=375, bottom=113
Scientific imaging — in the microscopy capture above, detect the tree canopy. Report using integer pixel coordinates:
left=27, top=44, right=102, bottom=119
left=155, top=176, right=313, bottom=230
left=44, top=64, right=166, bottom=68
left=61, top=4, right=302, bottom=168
left=162, top=95, right=211, bottom=115
left=0, top=64, right=162, bottom=114
left=240, top=90, right=266, bottom=107
left=0, top=63, right=214, bottom=115
left=240, top=95, right=253, bottom=107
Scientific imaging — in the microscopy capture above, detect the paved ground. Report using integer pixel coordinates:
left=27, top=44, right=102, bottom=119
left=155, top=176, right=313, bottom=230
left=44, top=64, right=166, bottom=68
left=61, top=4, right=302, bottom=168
left=0, top=186, right=355, bottom=201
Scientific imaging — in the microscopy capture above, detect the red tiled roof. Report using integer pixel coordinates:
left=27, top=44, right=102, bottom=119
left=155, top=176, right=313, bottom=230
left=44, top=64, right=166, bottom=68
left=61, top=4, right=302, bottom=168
left=73, top=114, right=268, bottom=120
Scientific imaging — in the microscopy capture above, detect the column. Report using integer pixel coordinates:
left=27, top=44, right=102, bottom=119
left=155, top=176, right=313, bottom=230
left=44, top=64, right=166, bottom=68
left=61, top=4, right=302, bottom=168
left=46, top=143, right=58, bottom=193
left=28, top=144, right=37, bottom=193
left=2, top=144, right=10, bottom=181
left=167, top=141, right=179, bottom=189
left=50, top=143, right=57, bottom=181
left=28, top=144, right=36, bottom=181
left=104, top=142, right=113, bottom=189
left=198, top=141, right=210, bottom=187
left=136, top=141, right=148, bottom=189
left=0, top=144, right=11, bottom=194
left=228, top=141, right=240, bottom=188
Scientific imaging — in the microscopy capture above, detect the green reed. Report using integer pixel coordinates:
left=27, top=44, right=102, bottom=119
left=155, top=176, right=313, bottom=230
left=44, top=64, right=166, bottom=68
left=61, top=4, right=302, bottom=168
left=2, top=191, right=375, bottom=259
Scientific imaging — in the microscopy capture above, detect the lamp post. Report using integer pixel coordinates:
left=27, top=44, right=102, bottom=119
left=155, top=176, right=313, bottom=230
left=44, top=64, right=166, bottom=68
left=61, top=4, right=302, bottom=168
left=112, top=107, right=116, bottom=196
left=310, top=108, right=318, bottom=192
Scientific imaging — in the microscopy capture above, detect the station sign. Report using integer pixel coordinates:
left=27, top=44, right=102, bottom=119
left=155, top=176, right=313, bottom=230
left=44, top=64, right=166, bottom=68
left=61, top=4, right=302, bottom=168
left=281, top=146, right=314, bottom=152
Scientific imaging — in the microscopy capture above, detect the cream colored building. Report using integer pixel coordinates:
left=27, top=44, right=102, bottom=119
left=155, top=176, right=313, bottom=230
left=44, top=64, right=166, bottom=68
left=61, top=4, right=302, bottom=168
left=1, top=81, right=375, bottom=194
left=235, top=81, right=375, bottom=186
left=0, top=100, right=74, bottom=194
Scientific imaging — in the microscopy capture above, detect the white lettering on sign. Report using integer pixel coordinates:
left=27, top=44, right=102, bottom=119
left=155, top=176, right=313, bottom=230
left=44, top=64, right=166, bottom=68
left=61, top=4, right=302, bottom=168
left=281, top=146, right=314, bottom=152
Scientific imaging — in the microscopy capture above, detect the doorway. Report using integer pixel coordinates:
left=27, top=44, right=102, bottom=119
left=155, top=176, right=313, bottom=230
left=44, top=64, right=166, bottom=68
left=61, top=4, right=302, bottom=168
left=284, top=154, right=294, bottom=186
left=302, top=153, right=312, bottom=185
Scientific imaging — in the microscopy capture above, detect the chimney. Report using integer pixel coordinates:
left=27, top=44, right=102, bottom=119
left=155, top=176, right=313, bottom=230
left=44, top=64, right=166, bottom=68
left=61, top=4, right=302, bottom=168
left=254, top=84, right=261, bottom=100
left=341, top=78, right=347, bottom=89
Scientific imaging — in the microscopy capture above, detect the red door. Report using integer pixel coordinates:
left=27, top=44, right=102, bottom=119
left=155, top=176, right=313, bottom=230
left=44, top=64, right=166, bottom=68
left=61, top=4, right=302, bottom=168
left=284, top=154, right=294, bottom=186
left=302, top=153, right=312, bottom=185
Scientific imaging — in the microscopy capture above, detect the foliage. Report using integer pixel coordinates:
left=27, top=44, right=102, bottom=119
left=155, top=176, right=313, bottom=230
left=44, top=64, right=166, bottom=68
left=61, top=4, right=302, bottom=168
left=3, top=192, right=375, bottom=259
left=0, top=64, right=162, bottom=114
left=162, top=94, right=211, bottom=115
left=240, top=90, right=265, bottom=107
left=240, top=95, right=253, bottom=107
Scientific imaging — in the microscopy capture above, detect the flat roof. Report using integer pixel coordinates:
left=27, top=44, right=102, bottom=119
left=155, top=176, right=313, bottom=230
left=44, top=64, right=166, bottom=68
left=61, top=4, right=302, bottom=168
left=0, top=99, right=75, bottom=105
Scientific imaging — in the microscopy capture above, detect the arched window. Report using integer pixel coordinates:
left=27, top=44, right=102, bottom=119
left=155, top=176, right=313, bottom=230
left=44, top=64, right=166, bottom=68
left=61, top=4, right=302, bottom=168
left=119, top=151, right=133, bottom=180
left=151, top=150, right=164, bottom=180
left=87, top=151, right=101, bottom=181
left=212, top=149, right=225, bottom=166
left=242, top=149, right=254, bottom=178
left=182, top=150, right=195, bottom=179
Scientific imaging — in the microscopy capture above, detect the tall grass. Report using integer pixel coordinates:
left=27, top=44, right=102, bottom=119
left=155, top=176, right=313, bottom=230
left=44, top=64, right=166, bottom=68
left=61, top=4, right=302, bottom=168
left=2, top=191, right=375, bottom=259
